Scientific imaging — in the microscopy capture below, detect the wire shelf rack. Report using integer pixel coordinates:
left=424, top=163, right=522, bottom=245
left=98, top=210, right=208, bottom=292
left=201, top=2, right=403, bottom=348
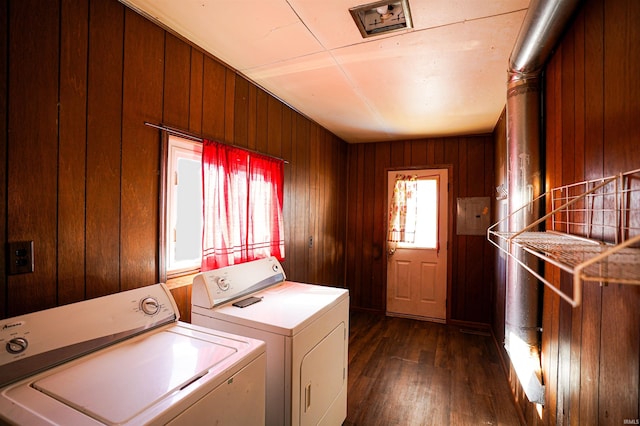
left=488, top=168, right=640, bottom=307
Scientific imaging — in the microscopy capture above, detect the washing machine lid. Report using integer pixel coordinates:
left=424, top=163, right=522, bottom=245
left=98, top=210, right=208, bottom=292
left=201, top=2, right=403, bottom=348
left=34, top=329, right=234, bottom=424
left=202, top=281, right=349, bottom=336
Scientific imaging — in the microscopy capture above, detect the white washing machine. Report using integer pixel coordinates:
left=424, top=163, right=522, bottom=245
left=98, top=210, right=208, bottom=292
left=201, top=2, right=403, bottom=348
left=0, top=283, right=266, bottom=425
left=191, top=257, right=349, bottom=426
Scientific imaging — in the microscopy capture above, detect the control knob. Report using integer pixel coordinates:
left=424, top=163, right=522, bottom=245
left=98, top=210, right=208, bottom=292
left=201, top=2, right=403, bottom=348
left=6, top=337, right=28, bottom=355
left=217, top=277, right=230, bottom=291
left=140, top=297, right=160, bottom=315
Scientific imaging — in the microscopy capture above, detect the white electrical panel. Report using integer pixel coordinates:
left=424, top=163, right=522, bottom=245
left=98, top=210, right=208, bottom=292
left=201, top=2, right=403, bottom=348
left=456, top=197, right=491, bottom=236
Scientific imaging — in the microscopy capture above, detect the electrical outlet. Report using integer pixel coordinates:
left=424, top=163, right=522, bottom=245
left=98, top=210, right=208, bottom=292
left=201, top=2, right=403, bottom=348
left=308, top=236, right=313, bottom=248
left=8, top=241, right=34, bottom=275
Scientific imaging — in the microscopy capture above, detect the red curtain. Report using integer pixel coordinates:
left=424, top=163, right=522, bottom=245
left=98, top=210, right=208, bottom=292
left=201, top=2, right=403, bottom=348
left=201, top=139, right=284, bottom=271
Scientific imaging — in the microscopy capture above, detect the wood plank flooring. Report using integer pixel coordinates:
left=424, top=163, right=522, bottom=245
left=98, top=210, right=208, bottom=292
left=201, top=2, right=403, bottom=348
left=344, top=311, right=523, bottom=426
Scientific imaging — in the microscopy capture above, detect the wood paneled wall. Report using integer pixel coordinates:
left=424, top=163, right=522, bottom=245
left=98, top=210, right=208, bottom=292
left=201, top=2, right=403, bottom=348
left=0, top=0, right=346, bottom=319
left=345, top=136, right=496, bottom=324
left=493, top=0, right=640, bottom=423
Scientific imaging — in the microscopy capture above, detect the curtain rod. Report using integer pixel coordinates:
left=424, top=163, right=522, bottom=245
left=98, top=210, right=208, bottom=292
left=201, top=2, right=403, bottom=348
left=144, top=122, right=288, bottom=164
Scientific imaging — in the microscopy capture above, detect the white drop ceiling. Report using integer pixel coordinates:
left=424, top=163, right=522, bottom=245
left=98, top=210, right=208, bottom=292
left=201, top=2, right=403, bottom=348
left=120, top=0, right=529, bottom=143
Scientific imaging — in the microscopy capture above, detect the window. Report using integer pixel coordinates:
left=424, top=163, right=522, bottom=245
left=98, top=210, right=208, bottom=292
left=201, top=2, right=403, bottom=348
left=387, top=174, right=440, bottom=249
left=164, top=136, right=203, bottom=277
left=160, top=133, right=285, bottom=280
left=404, top=178, right=438, bottom=248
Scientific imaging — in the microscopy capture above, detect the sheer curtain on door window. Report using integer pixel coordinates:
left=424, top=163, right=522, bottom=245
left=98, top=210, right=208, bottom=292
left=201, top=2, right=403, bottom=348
left=387, top=174, right=418, bottom=243
left=387, top=173, right=439, bottom=249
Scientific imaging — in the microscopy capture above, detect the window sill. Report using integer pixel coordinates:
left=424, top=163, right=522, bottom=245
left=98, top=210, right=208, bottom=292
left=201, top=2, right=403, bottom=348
left=166, top=272, right=198, bottom=290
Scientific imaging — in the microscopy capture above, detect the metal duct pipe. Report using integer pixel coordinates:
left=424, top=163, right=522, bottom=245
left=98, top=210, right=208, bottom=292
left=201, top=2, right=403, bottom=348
left=505, top=74, right=544, bottom=404
left=502, top=0, right=581, bottom=405
left=509, top=0, right=581, bottom=79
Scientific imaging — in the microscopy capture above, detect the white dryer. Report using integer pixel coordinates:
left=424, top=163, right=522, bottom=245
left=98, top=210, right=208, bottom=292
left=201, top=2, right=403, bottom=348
left=0, top=283, right=266, bottom=425
left=191, top=257, right=349, bottom=426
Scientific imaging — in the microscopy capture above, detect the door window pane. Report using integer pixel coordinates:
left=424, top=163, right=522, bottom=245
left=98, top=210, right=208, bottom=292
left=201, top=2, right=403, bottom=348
left=399, top=177, right=438, bottom=249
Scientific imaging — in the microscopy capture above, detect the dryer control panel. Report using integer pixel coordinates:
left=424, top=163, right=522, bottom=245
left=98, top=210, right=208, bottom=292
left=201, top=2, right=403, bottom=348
left=192, top=256, right=286, bottom=308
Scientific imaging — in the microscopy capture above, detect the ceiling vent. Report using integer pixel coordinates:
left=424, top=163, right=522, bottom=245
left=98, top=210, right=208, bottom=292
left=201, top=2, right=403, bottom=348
left=349, top=0, right=413, bottom=38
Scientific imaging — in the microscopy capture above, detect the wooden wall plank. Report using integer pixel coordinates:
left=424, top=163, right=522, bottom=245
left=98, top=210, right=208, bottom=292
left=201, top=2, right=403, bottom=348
left=280, top=106, right=293, bottom=274
left=372, top=142, right=390, bottom=309
left=224, top=69, right=235, bottom=143
left=434, top=138, right=445, bottom=164
left=360, top=144, right=377, bottom=309
left=267, top=96, right=282, bottom=158
left=345, top=145, right=361, bottom=307
left=233, top=76, right=249, bottom=148
left=255, top=88, right=269, bottom=153
left=335, top=134, right=347, bottom=286
left=189, top=50, right=204, bottom=134
left=573, top=12, right=586, bottom=184
left=568, top=8, right=586, bottom=423
left=426, top=139, right=436, bottom=165
left=482, top=137, right=495, bottom=322
left=411, top=140, right=427, bottom=166
left=247, top=84, right=258, bottom=151
left=201, top=56, right=226, bottom=141
left=169, top=285, right=191, bottom=323
left=319, top=129, right=331, bottom=284
left=85, top=0, right=124, bottom=299
left=390, top=142, right=404, bottom=167
left=323, top=130, right=334, bottom=284
left=401, top=141, right=412, bottom=166
left=58, top=0, right=89, bottom=306
left=331, top=132, right=347, bottom=286
left=7, top=0, right=59, bottom=315
left=120, top=8, right=164, bottom=290
left=557, top=26, right=576, bottom=425
left=561, top=28, right=576, bottom=187
left=584, top=0, right=604, bottom=184
left=308, top=124, right=320, bottom=283
left=289, top=112, right=311, bottom=281
left=0, top=0, right=8, bottom=317
left=578, top=259, right=602, bottom=424
left=162, top=34, right=190, bottom=129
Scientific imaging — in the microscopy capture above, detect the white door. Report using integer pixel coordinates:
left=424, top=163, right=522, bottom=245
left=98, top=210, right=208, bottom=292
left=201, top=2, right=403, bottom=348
left=386, top=169, right=448, bottom=322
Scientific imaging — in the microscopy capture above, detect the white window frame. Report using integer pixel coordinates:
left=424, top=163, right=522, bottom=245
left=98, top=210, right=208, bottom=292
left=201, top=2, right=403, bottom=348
left=163, top=135, right=202, bottom=278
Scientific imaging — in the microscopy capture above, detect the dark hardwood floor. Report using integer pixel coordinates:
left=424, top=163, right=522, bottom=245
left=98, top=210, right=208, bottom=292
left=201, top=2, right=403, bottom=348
left=344, top=311, right=523, bottom=426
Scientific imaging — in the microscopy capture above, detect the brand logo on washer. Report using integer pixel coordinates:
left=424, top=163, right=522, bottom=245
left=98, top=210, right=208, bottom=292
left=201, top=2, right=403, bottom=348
left=2, top=321, right=25, bottom=331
